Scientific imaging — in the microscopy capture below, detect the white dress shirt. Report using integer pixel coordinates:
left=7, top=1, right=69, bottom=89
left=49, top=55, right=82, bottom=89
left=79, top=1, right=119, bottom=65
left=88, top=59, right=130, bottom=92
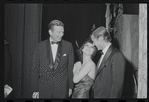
left=50, top=38, right=58, bottom=62
left=97, top=43, right=111, bottom=68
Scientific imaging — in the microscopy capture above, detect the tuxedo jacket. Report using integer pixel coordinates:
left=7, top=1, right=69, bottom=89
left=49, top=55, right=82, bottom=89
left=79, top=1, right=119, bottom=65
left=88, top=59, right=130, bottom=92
left=93, top=44, right=126, bottom=98
left=31, top=39, right=74, bottom=98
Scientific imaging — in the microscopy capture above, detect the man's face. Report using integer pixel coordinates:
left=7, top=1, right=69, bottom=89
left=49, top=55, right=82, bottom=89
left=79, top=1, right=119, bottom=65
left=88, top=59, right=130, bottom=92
left=91, top=35, right=102, bottom=50
left=49, top=25, right=64, bottom=42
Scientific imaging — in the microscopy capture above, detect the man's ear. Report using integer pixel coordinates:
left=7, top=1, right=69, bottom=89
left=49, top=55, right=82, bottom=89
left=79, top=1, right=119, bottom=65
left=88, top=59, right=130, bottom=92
left=48, top=30, right=52, bottom=36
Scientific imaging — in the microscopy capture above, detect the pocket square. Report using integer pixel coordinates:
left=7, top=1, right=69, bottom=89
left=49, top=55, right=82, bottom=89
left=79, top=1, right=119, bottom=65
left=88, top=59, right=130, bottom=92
left=63, top=54, right=67, bottom=56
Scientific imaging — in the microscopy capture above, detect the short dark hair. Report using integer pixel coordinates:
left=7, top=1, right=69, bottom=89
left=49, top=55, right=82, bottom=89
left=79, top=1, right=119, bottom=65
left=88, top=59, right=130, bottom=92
left=77, top=39, right=97, bottom=63
left=92, top=26, right=111, bottom=42
left=48, top=20, right=64, bottom=31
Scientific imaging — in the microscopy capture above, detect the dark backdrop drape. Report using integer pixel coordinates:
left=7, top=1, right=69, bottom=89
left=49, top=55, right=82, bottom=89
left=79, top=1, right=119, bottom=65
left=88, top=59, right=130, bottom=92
left=4, top=4, right=42, bottom=98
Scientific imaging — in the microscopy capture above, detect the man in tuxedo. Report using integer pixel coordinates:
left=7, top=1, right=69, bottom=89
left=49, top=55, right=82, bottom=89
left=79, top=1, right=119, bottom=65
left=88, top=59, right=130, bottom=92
left=91, top=26, right=126, bottom=98
left=31, top=20, right=74, bottom=98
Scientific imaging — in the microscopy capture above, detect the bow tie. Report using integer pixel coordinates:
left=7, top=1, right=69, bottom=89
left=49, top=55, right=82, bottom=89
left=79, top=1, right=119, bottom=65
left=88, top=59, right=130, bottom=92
left=100, top=50, right=104, bottom=55
left=51, top=41, right=60, bottom=45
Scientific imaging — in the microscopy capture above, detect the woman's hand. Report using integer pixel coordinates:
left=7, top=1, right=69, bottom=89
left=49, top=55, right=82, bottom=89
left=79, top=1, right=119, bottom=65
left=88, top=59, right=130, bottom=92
left=75, top=61, right=81, bottom=69
left=73, top=61, right=81, bottom=75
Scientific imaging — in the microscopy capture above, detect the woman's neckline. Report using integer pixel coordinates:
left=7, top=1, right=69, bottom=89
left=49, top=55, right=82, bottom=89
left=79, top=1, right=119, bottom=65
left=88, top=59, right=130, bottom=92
left=82, top=58, right=92, bottom=65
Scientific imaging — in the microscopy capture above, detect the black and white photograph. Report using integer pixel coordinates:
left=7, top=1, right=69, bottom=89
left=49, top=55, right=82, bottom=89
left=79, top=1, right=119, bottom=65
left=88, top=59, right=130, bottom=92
left=4, top=3, right=147, bottom=100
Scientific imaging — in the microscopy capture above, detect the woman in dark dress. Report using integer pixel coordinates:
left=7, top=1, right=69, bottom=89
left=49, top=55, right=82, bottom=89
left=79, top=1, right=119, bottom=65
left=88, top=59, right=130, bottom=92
left=72, top=40, right=97, bottom=98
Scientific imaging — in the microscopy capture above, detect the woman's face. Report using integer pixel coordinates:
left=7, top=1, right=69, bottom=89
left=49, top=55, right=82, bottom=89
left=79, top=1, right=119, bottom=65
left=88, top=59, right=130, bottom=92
left=82, top=42, right=95, bottom=56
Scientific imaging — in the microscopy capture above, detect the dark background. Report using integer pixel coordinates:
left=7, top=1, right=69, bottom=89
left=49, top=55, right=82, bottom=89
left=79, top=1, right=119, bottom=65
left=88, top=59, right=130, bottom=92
left=41, top=3, right=139, bottom=41
left=41, top=4, right=106, bottom=42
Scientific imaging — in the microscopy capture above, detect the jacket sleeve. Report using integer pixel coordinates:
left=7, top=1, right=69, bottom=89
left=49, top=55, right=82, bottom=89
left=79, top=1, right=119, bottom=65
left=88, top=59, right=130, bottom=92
left=31, top=44, right=40, bottom=94
left=110, top=52, right=126, bottom=98
left=68, top=43, right=74, bottom=89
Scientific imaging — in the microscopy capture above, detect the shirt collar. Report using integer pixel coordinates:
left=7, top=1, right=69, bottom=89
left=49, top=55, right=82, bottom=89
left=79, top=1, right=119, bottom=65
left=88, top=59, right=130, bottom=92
left=102, top=43, right=111, bottom=55
left=49, top=37, right=54, bottom=42
left=49, top=37, right=57, bottom=45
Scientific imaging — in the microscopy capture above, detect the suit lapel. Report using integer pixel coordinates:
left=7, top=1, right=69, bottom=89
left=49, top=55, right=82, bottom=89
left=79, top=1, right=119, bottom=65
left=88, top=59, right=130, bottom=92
left=46, top=39, right=54, bottom=70
left=53, top=40, right=62, bottom=70
left=95, top=45, right=114, bottom=79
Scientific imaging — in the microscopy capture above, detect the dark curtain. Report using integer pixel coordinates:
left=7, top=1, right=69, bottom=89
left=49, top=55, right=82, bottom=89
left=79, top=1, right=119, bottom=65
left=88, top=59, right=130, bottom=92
left=4, top=4, right=42, bottom=98
left=113, top=14, right=139, bottom=98
left=4, top=39, right=13, bottom=98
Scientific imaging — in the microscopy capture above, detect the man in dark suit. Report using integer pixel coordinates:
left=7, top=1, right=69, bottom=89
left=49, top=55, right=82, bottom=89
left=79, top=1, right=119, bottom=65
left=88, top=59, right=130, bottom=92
left=91, top=26, right=126, bottom=98
left=31, top=20, right=74, bottom=98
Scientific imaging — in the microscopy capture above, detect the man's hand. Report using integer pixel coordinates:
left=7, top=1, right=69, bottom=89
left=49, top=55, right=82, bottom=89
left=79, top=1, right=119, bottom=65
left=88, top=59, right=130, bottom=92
left=69, top=89, right=72, bottom=97
left=32, top=92, right=39, bottom=99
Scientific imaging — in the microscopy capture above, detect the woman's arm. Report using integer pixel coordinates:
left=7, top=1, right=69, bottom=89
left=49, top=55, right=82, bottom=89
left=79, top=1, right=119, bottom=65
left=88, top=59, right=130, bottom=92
left=73, top=62, right=95, bottom=83
left=73, top=61, right=81, bottom=75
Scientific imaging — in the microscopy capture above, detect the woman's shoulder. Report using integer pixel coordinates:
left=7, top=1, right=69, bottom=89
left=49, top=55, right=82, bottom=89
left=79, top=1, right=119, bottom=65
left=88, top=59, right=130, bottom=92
left=87, top=61, right=96, bottom=73
left=85, top=60, right=96, bottom=68
left=89, top=60, right=95, bottom=65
